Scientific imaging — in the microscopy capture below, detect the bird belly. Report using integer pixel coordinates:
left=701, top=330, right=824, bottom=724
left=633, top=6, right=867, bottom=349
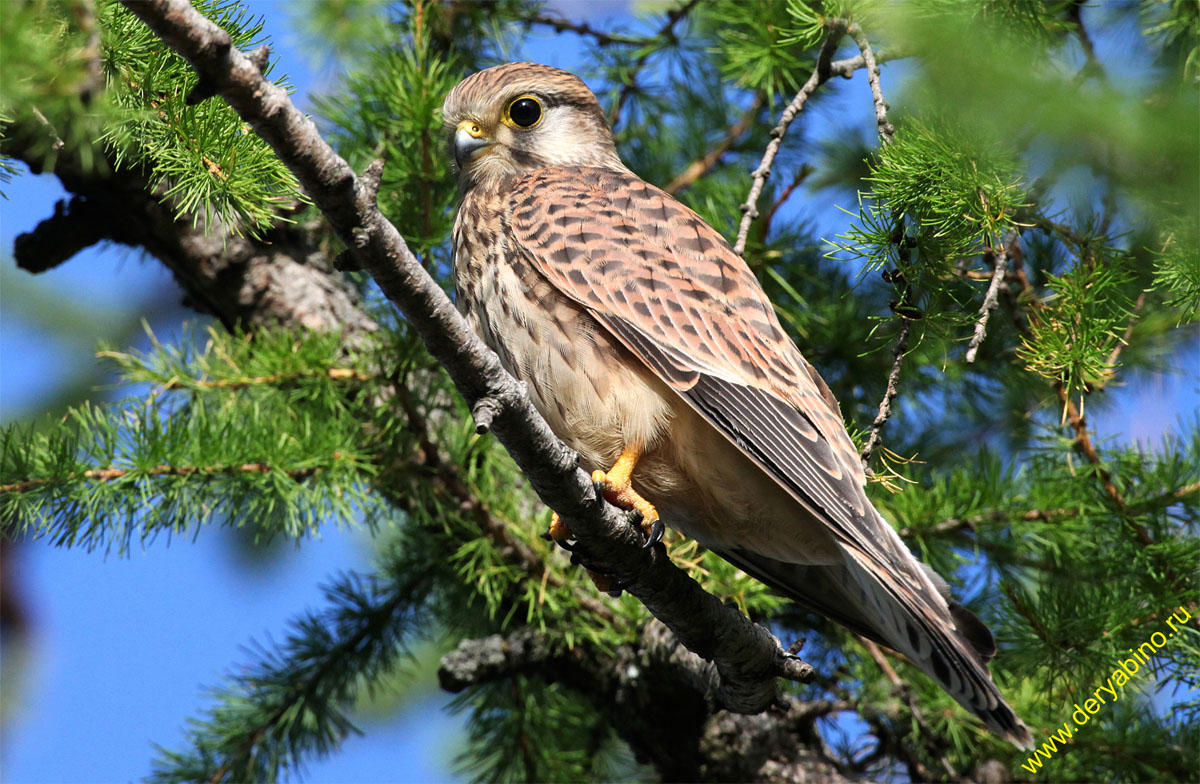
left=468, top=258, right=675, bottom=476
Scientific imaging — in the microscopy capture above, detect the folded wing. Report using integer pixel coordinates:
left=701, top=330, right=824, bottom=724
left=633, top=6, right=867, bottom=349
left=504, top=165, right=1031, bottom=748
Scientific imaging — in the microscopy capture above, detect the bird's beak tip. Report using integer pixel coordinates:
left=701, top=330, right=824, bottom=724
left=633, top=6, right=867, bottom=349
left=453, top=121, right=492, bottom=170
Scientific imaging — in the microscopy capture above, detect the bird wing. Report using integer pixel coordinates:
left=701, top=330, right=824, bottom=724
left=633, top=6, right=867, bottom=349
left=503, top=166, right=1031, bottom=748
left=505, top=166, right=890, bottom=562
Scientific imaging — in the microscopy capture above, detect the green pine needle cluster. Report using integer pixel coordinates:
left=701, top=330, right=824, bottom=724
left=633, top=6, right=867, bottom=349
left=1, top=324, right=378, bottom=552
left=99, top=0, right=306, bottom=234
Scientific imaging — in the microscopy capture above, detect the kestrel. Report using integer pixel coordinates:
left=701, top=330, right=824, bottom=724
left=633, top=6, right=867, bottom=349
left=443, top=62, right=1032, bottom=749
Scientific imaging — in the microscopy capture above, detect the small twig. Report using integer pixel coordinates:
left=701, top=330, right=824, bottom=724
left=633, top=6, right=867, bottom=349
left=733, top=21, right=851, bottom=257
left=859, top=315, right=911, bottom=469
left=848, top=24, right=894, bottom=146
left=522, top=12, right=653, bottom=47
left=1054, top=382, right=1134, bottom=516
left=760, top=164, right=814, bottom=238
left=1002, top=583, right=1055, bottom=645
left=471, top=395, right=501, bottom=434
left=1067, top=0, right=1107, bottom=84
left=664, top=92, right=764, bottom=196
left=965, top=230, right=1018, bottom=363
left=1095, top=291, right=1147, bottom=390
left=850, top=23, right=910, bottom=457
left=72, top=0, right=104, bottom=104
left=97, top=362, right=371, bottom=391
left=860, top=638, right=957, bottom=779
left=904, top=479, right=1200, bottom=541
left=30, top=106, right=65, bottom=151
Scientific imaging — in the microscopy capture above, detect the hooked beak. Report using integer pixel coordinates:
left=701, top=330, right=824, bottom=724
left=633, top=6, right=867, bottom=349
left=453, top=120, right=492, bottom=169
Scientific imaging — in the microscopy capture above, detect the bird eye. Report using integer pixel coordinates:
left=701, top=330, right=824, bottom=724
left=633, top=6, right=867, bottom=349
left=506, top=95, right=542, bottom=129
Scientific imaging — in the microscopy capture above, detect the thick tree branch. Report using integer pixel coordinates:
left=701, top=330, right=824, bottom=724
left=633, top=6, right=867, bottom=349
left=13, top=194, right=110, bottom=273
left=122, top=0, right=811, bottom=714
left=439, top=624, right=852, bottom=783
left=3, top=121, right=375, bottom=338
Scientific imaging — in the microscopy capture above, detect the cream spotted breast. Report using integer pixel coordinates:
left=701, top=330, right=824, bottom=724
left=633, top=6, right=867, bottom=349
left=452, top=178, right=677, bottom=477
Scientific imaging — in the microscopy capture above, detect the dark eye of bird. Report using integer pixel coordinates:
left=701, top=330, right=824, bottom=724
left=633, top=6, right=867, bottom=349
left=508, top=97, right=541, bottom=128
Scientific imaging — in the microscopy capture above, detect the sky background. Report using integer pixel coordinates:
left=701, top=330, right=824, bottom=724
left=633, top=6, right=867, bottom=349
left=2, top=2, right=1197, bottom=782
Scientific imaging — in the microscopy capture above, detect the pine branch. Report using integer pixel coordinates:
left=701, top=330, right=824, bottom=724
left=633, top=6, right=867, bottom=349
left=898, top=477, right=1200, bottom=540
left=122, top=0, right=813, bottom=714
left=607, top=0, right=702, bottom=129
left=733, top=21, right=857, bottom=257
left=0, top=461, right=320, bottom=494
left=438, top=624, right=848, bottom=783
left=149, top=563, right=437, bottom=784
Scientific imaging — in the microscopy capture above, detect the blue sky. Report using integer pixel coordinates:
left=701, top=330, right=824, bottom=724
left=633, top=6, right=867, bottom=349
left=1, top=2, right=1197, bottom=782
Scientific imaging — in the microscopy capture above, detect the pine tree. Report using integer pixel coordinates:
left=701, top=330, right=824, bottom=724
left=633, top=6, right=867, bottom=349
left=2, top=1, right=1197, bottom=781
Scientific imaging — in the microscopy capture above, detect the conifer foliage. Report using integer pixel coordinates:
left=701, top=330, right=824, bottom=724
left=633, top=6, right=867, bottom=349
left=2, top=1, right=1198, bottom=781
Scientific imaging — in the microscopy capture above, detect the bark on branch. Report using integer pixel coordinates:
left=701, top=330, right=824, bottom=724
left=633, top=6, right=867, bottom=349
left=439, top=624, right=854, bottom=783
left=2, top=120, right=374, bottom=337
left=121, top=0, right=812, bottom=714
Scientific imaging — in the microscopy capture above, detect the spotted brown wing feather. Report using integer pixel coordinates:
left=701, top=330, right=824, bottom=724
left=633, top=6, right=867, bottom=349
left=507, top=167, right=879, bottom=551
left=503, top=165, right=1031, bottom=748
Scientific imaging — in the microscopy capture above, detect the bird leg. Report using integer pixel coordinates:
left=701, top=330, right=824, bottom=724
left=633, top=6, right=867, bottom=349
left=543, top=443, right=664, bottom=596
left=592, top=442, right=664, bottom=547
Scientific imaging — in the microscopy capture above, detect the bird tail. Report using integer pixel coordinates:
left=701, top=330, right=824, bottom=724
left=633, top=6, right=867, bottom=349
left=722, top=525, right=1033, bottom=750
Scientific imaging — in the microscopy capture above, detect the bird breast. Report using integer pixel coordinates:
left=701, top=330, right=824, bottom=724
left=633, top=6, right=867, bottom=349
left=453, top=194, right=670, bottom=472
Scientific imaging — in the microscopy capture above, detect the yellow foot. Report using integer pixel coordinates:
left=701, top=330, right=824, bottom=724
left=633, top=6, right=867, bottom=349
left=548, top=511, right=572, bottom=542
left=592, top=444, right=662, bottom=544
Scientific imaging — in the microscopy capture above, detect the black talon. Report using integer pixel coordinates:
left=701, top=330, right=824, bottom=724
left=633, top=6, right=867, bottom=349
left=642, top=519, right=666, bottom=549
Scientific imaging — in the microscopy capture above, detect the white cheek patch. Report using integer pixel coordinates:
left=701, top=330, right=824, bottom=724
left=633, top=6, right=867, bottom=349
left=526, top=108, right=583, bottom=165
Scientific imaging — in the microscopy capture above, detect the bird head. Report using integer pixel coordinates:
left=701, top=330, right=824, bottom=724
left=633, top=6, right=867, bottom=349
left=442, top=62, right=624, bottom=188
